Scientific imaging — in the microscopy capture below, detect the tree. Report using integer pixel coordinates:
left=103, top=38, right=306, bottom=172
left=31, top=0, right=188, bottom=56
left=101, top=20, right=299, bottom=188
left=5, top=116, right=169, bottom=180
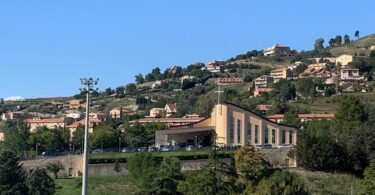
left=135, top=73, right=145, bottom=84
left=195, top=96, right=215, bottom=117
left=329, top=38, right=336, bottom=47
left=90, top=124, right=117, bottom=149
left=26, top=168, right=55, bottom=195
left=46, top=161, right=65, bottom=179
left=178, top=154, right=238, bottom=195
left=113, top=158, right=121, bottom=176
left=0, top=151, right=28, bottom=194
left=362, top=159, right=375, bottom=193
left=3, top=122, right=29, bottom=158
left=335, top=35, right=343, bottom=46
left=355, top=30, right=360, bottom=40
left=125, top=83, right=137, bottom=94
left=314, top=38, right=324, bottom=50
left=283, top=107, right=300, bottom=127
left=234, top=146, right=269, bottom=184
left=144, top=157, right=182, bottom=195
left=344, top=35, right=351, bottom=44
left=255, top=171, right=309, bottom=195
left=72, top=124, right=85, bottom=151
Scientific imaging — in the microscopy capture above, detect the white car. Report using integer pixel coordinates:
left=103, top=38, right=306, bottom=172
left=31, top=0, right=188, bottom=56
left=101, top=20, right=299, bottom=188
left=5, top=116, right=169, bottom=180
left=277, top=144, right=292, bottom=148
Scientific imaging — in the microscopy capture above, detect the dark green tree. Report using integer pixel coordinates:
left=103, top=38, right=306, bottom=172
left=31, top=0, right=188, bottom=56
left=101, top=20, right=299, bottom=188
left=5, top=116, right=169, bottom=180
left=2, top=122, right=29, bottom=158
left=26, top=168, right=55, bottom=195
left=135, top=73, right=145, bottom=84
left=362, top=159, right=375, bottom=193
left=0, top=151, right=28, bottom=195
left=144, top=157, right=182, bottom=195
left=314, top=38, right=324, bottom=50
left=283, top=107, right=300, bottom=127
left=355, top=30, right=360, bottom=40
left=344, top=35, right=351, bottom=44
left=125, top=83, right=137, bottom=94
left=335, top=35, right=343, bottom=46
left=113, top=158, right=121, bottom=176
left=195, top=96, right=215, bottom=117
left=329, top=38, right=336, bottom=47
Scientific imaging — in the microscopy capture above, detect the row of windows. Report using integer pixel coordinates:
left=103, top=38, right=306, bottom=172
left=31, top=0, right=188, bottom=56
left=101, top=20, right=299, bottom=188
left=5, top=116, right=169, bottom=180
left=230, top=119, right=294, bottom=145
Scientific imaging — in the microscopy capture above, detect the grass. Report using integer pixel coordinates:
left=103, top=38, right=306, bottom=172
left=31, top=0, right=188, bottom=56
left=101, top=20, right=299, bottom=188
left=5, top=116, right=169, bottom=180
left=290, top=168, right=363, bottom=195
left=55, top=176, right=138, bottom=195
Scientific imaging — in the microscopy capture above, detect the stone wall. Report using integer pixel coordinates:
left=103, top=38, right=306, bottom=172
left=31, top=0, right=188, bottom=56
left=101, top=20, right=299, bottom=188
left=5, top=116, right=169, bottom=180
left=20, top=148, right=296, bottom=177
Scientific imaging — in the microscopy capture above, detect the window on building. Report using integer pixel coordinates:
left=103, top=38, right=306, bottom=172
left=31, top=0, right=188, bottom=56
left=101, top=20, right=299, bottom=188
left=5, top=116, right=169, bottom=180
left=264, top=127, right=269, bottom=144
left=255, top=125, right=259, bottom=144
left=289, top=131, right=293, bottom=144
left=229, top=116, right=234, bottom=144
left=282, top=130, right=286, bottom=144
left=272, top=129, right=276, bottom=144
left=247, top=122, right=251, bottom=145
left=237, top=119, right=241, bottom=145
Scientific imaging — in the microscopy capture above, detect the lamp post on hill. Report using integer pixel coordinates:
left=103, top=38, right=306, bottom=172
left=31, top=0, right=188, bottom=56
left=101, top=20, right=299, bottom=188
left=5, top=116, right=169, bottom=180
left=80, top=78, right=98, bottom=195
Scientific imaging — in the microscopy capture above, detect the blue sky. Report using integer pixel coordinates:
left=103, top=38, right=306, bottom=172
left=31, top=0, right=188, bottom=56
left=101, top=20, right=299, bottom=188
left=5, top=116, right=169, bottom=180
left=0, top=0, right=374, bottom=98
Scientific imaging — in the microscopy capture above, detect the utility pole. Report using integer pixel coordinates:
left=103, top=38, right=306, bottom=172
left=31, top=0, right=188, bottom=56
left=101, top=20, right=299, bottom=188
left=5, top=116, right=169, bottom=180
left=80, top=78, right=98, bottom=195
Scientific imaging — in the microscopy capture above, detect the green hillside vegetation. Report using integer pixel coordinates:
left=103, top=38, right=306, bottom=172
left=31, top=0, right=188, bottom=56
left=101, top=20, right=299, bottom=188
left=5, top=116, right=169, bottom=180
left=329, top=33, right=375, bottom=56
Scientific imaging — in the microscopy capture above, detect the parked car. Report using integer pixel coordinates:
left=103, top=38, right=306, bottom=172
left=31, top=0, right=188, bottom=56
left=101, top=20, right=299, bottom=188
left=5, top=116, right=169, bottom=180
left=148, top=146, right=157, bottom=152
left=173, top=145, right=181, bottom=151
left=122, top=147, right=137, bottom=153
left=91, top=149, right=103, bottom=154
left=185, top=145, right=196, bottom=151
left=277, top=144, right=292, bottom=148
left=160, top=145, right=173, bottom=152
left=138, top=147, right=148, bottom=152
left=255, top=144, right=272, bottom=149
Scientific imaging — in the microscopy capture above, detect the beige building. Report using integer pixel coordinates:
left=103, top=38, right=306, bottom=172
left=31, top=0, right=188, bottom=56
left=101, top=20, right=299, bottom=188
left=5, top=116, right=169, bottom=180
left=1, top=111, right=25, bottom=121
left=217, top=77, right=244, bottom=85
left=109, top=107, right=134, bottom=119
left=149, top=108, right=166, bottom=118
left=25, top=118, right=67, bottom=132
left=336, top=54, right=353, bottom=67
left=254, top=75, right=274, bottom=88
left=263, top=44, right=294, bottom=56
left=0, top=132, right=4, bottom=141
left=69, top=99, right=83, bottom=109
left=270, top=68, right=292, bottom=81
left=155, top=102, right=298, bottom=148
left=370, top=45, right=375, bottom=51
left=340, top=68, right=364, bottom=81
left=253, top=88, right=273, bottom=97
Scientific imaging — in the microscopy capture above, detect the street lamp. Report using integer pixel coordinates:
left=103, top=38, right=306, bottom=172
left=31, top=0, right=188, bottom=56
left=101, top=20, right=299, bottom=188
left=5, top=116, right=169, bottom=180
left=80, top=78, right=98, bottom=195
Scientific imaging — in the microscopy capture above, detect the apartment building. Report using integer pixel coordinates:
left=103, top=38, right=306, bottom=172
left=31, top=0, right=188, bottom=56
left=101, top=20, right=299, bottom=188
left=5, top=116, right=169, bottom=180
left=253, top=75, right=274, bottom=88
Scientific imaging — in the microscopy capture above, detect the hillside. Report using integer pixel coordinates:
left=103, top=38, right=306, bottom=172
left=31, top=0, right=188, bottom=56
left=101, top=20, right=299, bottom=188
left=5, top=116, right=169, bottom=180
left=329, top=33, right=375, bottom=56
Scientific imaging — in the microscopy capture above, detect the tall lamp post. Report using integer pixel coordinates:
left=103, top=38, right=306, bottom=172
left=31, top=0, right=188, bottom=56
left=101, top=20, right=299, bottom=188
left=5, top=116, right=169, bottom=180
left=80, top=78, right=98, bottom=195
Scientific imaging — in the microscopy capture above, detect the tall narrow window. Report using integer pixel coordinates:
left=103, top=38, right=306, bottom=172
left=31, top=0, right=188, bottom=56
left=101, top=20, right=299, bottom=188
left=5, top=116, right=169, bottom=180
left=282, top=130, right=286, bottom=144
left=229, top=117, right=234, bottom=144
left=247, top=122, right=251, bottom=145
left=264, top=127, right=269, bottom=144
left=272, top=129, right=276, bottom=144
left=255, top=125, right=259, bottom=144
left=289, top=131, right=293, bottom=144
left=237, top=119, right=241, bottom=145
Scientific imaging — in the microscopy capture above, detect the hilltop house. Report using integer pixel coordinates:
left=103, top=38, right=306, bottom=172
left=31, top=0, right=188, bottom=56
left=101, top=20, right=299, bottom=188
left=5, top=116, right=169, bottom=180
left=65, top=111, right=83, bottom=120
left=263, top=44, right=294, bottom=56
left=25, top=118, right=68, bottom=133
left=203, top=60, right=225, bottom=73
left=149, top=108, right=166, bottom=118
left=1, top=111, right=25, bottom=121
left=253, top=88, right=273, bottom=97
left=370, top=45, right=375, bottom=51
left=109, top=107, right=135, bottom=119
left=267, top=113, right=335, bottom=123
left=254, top=75, right=274, bottom=88
left=255, top=104, right=272, bottom=115
left=69, top=99, right=84, bottom=109
left=340, top=68, right=363, bottom=81
left=270, top=68, right=292, bottom=81
left=217, top=77, right=244, bottom=85
left=155, top=102, right=298, bottom=149
left=165, top=103, right=177, bottom=117
left=336, top=54, right=353, bottom=67
left=89, top=112, right=105, bottom=122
